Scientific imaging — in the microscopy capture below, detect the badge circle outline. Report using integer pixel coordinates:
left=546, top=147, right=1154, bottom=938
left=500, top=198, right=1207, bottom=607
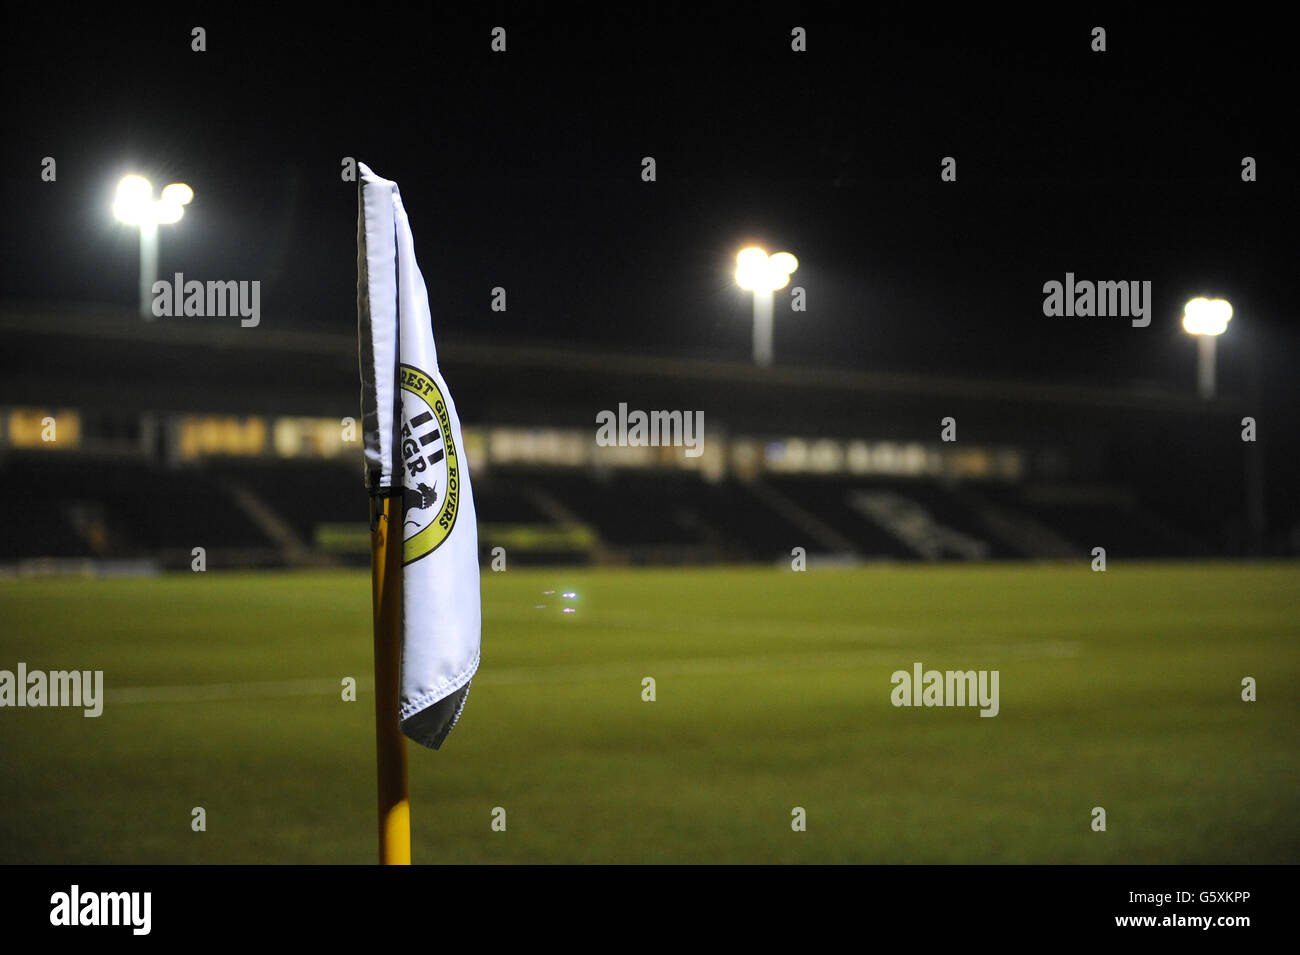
left=400, top=364, right=459, bottom=564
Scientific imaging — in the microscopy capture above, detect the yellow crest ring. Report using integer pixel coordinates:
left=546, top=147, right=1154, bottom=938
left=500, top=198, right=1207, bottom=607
left=400, top=364, right=460, bottom=564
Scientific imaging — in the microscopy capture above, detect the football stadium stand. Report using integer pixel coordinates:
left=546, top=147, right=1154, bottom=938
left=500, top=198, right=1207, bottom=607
left=0, top=304, right=1288, bottom=571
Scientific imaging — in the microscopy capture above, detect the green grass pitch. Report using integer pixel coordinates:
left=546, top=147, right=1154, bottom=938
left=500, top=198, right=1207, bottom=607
left=1, top=562, right=1296, bottom=863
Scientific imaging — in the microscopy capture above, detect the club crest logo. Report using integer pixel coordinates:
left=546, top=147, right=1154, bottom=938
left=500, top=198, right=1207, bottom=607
left=399, top=364, right=460, bottom=564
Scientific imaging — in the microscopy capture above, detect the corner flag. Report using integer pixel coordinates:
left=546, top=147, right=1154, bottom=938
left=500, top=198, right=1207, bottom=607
left=358, top=162, right=481, bottom=753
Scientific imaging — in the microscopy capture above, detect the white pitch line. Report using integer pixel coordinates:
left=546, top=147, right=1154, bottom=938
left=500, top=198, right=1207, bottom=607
left=480, top=649, right=905, bottom=685
left=109, top=677, right=364, bottom=704
left=485, top=641, right=1080, bottom=685
left=106, top=640, right=1080, bottom=703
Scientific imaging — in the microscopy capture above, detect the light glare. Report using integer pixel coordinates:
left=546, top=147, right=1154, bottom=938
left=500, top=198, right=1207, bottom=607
left=154, top=202, right=185, bottom=224
left=1182, top=297, right=1233, bottom=336
left=735, top=247, right=799, bottom=292
left=113, top=175, right=154, bottom=225
left=114, top=175, right=194, bottom=226
left=161, top=183, right=194, bottom=206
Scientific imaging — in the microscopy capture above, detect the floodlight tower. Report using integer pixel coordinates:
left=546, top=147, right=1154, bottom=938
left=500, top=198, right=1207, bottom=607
left=113, top=176, right=194, bottom=319
left=1182, top=297, right=1233, bottom=400
left=735, top=247, right=798, bottom=367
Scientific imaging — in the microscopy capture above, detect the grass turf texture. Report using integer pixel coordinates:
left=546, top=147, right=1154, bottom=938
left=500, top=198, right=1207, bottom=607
left=1, top=562, right=1296, bottom=864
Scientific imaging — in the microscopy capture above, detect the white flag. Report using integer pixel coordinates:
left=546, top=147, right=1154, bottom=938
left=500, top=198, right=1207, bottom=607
left=358, top=163, right=480, bottom=749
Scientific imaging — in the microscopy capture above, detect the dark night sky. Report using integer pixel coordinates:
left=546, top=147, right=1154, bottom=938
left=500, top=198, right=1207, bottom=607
left=2, top=6, right=1295, bottom=402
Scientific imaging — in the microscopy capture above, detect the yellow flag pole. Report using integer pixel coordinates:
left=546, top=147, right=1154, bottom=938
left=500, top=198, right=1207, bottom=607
left=370, top=493, right=411, bottom=865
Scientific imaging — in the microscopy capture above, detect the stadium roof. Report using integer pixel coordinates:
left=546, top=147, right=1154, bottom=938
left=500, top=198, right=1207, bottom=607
left=0, top=303, right=1242, bottom=439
